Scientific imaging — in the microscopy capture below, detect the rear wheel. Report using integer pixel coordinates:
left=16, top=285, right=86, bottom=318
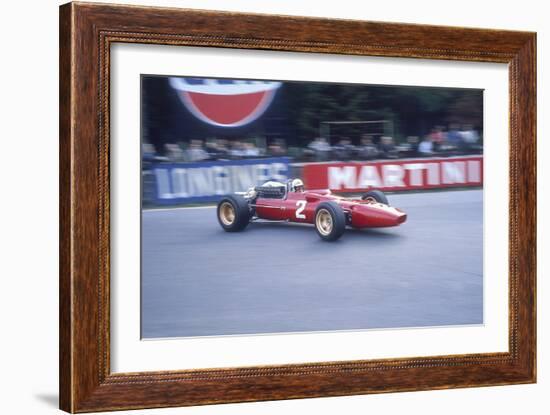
left=361, top=190, right=389, bottom=205
left=314, top=202, right=346, bottom=241
left=217, top=195, right=251, bottom=232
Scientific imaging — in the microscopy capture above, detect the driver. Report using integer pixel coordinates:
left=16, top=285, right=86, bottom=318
left=291, top=178, right=305, bottom=192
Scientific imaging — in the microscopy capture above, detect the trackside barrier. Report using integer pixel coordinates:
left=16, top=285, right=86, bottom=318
left=302, top=155, right=483, bottom=192
left=145, top=157, right=290, bottom=205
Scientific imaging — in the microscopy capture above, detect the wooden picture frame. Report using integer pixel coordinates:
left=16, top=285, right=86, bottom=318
left=59, top=2, right=536, bottom=412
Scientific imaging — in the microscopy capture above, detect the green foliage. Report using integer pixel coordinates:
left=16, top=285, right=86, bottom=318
left=282, top=82, right=483, bottom=144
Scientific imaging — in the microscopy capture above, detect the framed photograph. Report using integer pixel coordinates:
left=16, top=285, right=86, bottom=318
left=59, top=2, right=536, bottom=412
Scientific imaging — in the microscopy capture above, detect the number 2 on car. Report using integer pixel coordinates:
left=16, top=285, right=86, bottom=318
left=295, top=200, right=307, bottom=219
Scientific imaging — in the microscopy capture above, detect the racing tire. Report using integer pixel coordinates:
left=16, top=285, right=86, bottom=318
left=361, top=190, right=389, bottom=205
left=314, top=202, right=346, bottom=242
left=217, top=195, right=251, bottom=232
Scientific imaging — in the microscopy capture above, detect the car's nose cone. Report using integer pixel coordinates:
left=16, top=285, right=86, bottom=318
left=351, top=204, right=407, bottom=228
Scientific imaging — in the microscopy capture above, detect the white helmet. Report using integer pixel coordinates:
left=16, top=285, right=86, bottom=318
left=291, top=178, right=304, bottom=192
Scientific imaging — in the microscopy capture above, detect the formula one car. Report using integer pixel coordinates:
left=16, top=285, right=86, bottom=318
left=216, top=179, right=407, bottom=241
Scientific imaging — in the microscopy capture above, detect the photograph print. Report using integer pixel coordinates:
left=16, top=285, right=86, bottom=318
left=141, top=75, right=484, bottom=339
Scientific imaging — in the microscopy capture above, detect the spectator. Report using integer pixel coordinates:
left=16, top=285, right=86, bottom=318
left=142, top=143, right=157, bottom=162
left=357, top=135, right=379, bottom=160
left=418, top=136, right=434, bottom=156
left=405, top=136, right=420, bottom=157
left=428, top=126, right=445, bottom=152
left=333, top=137, right=355, bottom=160
left=204, top=139, right=229, bottom=160
left=230, top=140, right=244, bottom=157
left=164, top=143, right=186, bottom=162
left=267, top=139, right=287, bottom=157
left=186, top=139, right=209, bottom=162
left=308, top=137, right=331, bottom=161
left=459, top=124, right=480, bottom=144
left=243, top=142, right=261, bottom=157
left=379, top=136, right=399, bottom=159
left=446, top=124, right=463, bottom=147
left=216, top=139, right=230, bottom=157
left=460, top=124, right=482, bottom=154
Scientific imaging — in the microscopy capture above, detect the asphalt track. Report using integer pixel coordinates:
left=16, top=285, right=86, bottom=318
left=141, top=189, right=483, bottom=338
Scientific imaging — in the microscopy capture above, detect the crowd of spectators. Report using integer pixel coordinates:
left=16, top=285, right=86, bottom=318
left=414, top=124, right=481, bottom=157
left=305, top=136, right=398, bottom=161
left=305, top=124, right=481, bottom=162
left=143, top=138, right=287, bottom=163
left=143, top=124, right=481, bottom=164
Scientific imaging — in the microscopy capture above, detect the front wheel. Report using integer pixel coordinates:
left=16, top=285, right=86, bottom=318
left=361, top=190, right=389, bottom=205
left=217, top=195, right=251, bottom=232
left=314, top=202, right=346, bottom=241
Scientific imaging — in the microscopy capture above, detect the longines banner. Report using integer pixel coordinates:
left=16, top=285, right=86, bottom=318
left=147, top=157, right=290, bottom=205
left=302, top=155, right=483, bottom=192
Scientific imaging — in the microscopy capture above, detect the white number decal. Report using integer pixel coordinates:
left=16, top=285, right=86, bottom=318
left=295, top=200, right=307, bottom=219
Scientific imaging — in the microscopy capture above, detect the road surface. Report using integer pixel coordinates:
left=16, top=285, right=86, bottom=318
left=141, top=190, right=483, bottom=338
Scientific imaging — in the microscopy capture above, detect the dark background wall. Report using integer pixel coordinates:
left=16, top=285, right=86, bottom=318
left=141, top=75, right=483, bottom=152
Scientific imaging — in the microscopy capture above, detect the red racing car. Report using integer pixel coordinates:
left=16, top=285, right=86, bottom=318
left=216, top=179, right=407, bottom=241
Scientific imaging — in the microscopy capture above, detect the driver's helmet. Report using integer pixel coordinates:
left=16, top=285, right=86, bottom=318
left=291, top=178, right=305, bottom=192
